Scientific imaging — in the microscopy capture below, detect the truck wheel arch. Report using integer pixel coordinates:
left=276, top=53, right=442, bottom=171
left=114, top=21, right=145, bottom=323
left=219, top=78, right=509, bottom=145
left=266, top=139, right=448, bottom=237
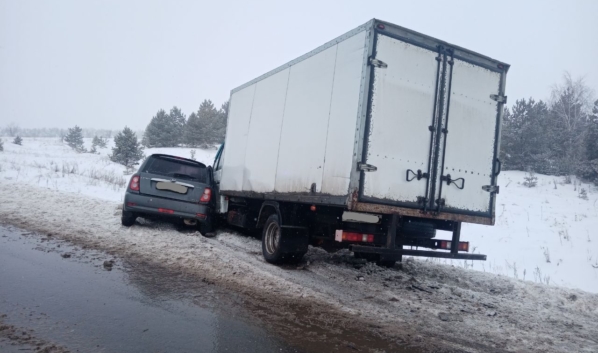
left=257, top=201, right=282, bottom=229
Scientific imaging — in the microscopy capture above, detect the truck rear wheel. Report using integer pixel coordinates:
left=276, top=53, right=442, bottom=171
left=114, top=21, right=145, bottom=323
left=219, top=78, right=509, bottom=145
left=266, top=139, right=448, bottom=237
left=262, top=214, right=305, bottom=264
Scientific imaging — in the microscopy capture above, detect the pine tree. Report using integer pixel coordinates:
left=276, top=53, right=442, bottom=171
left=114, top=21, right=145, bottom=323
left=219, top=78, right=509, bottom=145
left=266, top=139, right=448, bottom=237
left=91, top=136, right=101, bottom=150
left=142, top=107, right=186, bottom=147
left=90, top=136, right=100, bottom=153
left=110, top=127, right=144, bottom=168
left=13, top=136, right=23, bottom=145
left=198, top=100, right=219, bottom=145
left=169, top=106, right=187, bottom=143
left=0, top=139, right=4, bottom=151
left=184, top=112, right=204, bottom=147
left=500, top=98, right=551, bottom=173
left=214, top=101, right=229, bottom=143
left=64, top=126, right=85, bottom=152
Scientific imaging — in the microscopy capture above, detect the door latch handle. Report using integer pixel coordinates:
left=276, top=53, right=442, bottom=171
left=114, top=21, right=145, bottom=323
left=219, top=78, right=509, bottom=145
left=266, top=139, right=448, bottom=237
left=406, top=169, right=429, bottom=182
left=441, top=174, right=465, bottom=189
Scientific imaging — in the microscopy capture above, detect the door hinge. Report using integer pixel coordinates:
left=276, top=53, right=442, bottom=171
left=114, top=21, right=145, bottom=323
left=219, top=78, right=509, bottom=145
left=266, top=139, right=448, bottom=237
left=490, top=94, right=507, bottom=104
left=369, top=57, right=388, bottom=69
left=358, top=162, right=377, bottom=172
left=482, top=185, right=500, bottom=194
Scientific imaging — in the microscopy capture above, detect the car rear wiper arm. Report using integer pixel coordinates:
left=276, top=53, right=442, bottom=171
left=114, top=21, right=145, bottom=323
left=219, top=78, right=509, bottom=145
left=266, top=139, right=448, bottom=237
left=171, top=173, right=197, bottom=181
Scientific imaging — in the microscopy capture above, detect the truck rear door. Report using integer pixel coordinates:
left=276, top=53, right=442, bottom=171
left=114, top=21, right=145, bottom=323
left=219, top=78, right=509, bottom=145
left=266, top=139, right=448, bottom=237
left=360, top=30, right=505, bottom=218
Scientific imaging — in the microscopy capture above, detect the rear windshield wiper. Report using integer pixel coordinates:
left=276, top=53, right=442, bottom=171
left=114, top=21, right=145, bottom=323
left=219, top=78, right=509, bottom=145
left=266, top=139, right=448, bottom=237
left=171, top=173, right=198, bottom=181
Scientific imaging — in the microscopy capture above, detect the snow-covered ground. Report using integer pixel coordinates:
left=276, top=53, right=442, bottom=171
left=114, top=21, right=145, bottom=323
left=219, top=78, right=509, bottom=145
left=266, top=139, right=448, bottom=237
left=1, top=137, right=596, bottom=292
left=1, top=137, right=598, bottom=352
left=463, top=172, right=598, bottom=293
left=0, top=137, right=218, bottom=202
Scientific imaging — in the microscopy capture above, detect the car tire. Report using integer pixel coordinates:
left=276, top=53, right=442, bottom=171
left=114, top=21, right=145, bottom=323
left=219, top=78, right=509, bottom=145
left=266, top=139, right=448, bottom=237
left=401, top=221, right=436, bottom=238
left=199, top=217, right=216, bottom=238
left=121, top=210, right=137, bottom=227
left=261, top=214, right=305, bottom=264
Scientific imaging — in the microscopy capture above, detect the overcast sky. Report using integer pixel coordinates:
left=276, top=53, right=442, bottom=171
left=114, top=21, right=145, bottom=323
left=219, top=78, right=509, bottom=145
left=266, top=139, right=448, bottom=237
left=1, top=0, right=597, bottom=130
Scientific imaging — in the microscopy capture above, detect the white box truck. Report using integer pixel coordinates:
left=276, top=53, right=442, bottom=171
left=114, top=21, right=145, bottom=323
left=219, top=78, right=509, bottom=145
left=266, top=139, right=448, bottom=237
left=212, top=19, right=508, bottom=266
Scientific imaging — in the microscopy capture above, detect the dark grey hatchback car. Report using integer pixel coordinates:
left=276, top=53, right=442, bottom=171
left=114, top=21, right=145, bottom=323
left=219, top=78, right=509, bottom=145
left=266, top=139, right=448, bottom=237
left=122, top=154, right=214, bottom=234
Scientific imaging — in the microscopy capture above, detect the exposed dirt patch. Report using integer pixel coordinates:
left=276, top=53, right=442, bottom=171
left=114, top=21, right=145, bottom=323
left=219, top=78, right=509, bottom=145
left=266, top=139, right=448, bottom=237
left=0, top=318, right=69, bottom=353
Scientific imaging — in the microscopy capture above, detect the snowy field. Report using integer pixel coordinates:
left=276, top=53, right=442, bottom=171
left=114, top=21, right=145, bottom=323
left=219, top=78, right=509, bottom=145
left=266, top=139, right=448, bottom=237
left=1, top=137, right=597, bottom=292
left=1, top=137, right=598, bottom=352
left=0, top=137, right=218, bottom=202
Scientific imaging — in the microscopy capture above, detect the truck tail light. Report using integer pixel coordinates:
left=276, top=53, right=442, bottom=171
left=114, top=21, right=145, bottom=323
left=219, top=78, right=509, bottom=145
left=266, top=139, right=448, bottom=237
left=129, top=175, right=140, bottom=191
left=200, top=188, right=212, bottom=203
left=439, top=240, right=469, bottom=252
left=335, top=230, right=374, bottom=243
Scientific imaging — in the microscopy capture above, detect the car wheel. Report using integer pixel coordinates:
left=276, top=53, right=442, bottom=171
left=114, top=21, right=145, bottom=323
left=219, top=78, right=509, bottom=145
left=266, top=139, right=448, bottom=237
left=199, top=218, right=216, bottom=238
left=121, top=210, right=137, bottom=227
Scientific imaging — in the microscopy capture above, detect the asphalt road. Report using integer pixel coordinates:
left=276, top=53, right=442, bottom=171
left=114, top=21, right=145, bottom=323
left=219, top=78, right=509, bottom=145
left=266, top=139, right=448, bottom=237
left=0, top=225, right=304, bottom=353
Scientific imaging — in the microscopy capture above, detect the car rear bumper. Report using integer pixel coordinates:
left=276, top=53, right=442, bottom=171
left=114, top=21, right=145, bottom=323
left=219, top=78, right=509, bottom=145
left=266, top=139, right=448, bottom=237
left=123, top=192, right=211, bottom=222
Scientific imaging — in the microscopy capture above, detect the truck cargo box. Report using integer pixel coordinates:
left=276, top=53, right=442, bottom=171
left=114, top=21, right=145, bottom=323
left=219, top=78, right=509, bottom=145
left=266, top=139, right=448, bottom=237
left=219, top=19, right=509, bottom=226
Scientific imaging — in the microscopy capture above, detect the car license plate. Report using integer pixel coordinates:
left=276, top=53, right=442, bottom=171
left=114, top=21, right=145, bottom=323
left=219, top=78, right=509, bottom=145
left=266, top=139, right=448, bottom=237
left=156, top=182, right=187, bottom=194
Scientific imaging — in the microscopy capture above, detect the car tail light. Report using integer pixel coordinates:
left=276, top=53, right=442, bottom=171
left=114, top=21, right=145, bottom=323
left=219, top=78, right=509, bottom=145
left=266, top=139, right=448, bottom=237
left=439, top=240, right=469, bottom=252
left=335, top=230, right=374, bottom=243
left=200, top=187, right=212, bottom=203
left=158, top=208, right=174, bottom=214
left=129, top=175, right=140, bottom=191
left=196, top=213, right=207, bottom=219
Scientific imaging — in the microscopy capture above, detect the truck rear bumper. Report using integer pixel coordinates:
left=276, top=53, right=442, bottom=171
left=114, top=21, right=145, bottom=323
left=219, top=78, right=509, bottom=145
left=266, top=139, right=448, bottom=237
left=350, top=245, right=487, bottom=261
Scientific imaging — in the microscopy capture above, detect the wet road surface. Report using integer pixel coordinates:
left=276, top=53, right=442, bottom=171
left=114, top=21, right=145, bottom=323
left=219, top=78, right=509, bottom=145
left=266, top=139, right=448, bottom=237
left=0, top=225, right=303, bottom=353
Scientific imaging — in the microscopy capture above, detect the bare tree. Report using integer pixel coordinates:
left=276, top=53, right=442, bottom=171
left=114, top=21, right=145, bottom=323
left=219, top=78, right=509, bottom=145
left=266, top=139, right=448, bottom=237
left=4, top=123, right=20, bottom=137
left=549, top=73, right=595, bottom=167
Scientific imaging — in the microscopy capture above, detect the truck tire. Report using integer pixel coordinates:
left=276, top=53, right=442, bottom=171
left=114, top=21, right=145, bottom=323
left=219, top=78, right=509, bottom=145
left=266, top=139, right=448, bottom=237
left=401, top=221, right=436, bottom=238
left=121, top=210, right=137, bottom=227
left=261, top=214, right=305, bottom=264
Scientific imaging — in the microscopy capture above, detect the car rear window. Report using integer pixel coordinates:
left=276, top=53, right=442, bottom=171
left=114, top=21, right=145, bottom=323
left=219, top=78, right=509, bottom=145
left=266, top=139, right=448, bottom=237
left=144, top=156, right=208, bottom=183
